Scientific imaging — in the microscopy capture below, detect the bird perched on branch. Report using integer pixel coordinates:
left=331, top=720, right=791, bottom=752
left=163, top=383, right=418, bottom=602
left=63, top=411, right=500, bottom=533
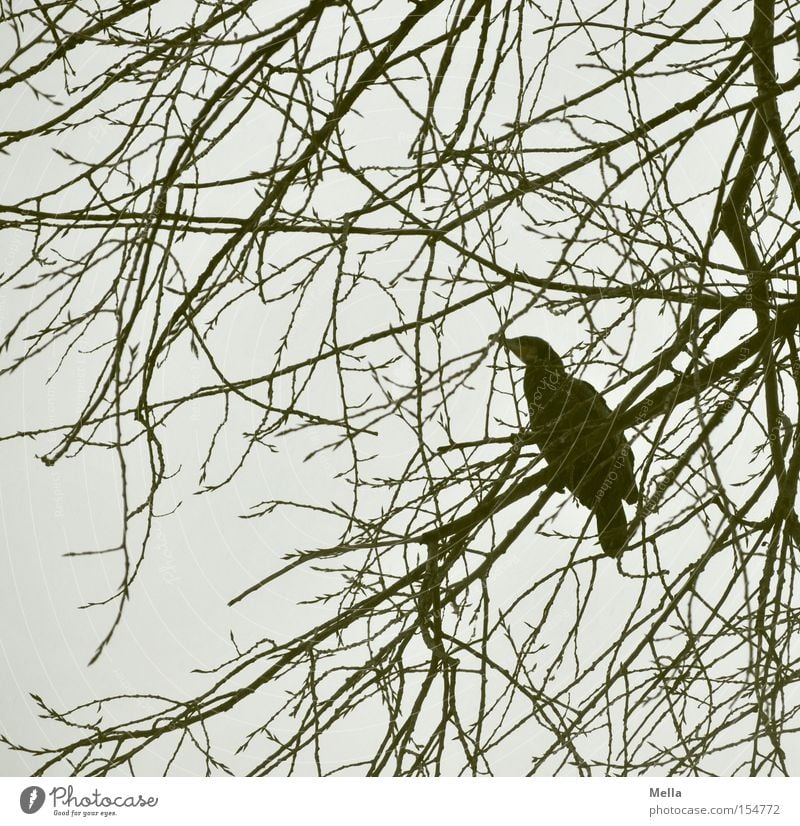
left=501, top=335, right=638, bottom=557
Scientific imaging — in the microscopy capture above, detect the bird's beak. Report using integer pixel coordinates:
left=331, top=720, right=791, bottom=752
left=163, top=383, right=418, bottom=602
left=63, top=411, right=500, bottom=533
left=500, top=336, right=525, bottom=362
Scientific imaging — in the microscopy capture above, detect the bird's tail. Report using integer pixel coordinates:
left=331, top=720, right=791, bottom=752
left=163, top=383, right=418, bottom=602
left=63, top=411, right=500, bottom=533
left=594, top=497, right=629, bottom=557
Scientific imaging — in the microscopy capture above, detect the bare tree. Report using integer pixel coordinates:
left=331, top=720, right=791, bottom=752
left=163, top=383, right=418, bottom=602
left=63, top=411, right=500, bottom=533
left=2, top=0, right=800, bottom=775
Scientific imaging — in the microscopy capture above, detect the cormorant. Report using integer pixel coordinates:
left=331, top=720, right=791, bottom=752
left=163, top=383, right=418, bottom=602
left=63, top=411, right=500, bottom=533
left=501, top=335, right=638, bottom=557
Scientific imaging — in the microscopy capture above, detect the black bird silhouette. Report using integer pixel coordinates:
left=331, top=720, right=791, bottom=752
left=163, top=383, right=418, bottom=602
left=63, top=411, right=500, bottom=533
left=501, top=335, right=638, bottom=557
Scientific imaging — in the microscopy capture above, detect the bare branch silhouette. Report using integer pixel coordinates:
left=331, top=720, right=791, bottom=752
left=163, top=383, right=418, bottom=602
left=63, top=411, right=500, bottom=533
left=2, top=0, right=800, bottom=776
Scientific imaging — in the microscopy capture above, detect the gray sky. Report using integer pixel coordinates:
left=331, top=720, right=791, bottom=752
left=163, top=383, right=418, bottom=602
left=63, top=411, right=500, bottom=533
left=2, top=0, right=798, bottom=776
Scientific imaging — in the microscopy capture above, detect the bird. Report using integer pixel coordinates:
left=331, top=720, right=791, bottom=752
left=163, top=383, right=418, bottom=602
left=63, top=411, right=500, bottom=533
left=500, top=335, right=638, bottom=557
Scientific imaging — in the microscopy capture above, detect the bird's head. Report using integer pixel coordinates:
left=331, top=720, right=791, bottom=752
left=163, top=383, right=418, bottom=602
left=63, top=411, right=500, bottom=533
left=500, top=335, right=564, bottom=368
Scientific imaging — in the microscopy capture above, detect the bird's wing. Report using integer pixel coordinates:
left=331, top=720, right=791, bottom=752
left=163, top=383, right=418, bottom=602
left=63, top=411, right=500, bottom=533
left=621, top=441, right=639, bottom=504
left=523, top=371, right=638, bottom=505
left=566, top=377, right=612, bottom=428
left=565, top=378, right=638, bottom=503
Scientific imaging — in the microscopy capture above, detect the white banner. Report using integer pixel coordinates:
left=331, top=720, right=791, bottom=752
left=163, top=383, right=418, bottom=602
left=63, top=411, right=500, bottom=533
left=1, top=777, right=798, bottom=825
